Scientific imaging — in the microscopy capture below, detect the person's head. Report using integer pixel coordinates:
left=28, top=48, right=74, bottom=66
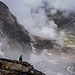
left=21, top=55, right=22, bottom=57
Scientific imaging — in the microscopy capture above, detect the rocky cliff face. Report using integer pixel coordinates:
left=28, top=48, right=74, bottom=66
left=0, top=1, right=32, bottom=59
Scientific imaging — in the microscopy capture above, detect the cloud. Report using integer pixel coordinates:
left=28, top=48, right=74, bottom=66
left=50, top=9, right=57, bottom=15
left=1, top=0, right=71, bottom=45
left=2, top=0, right=75, bottom=22
left=47, top=0, right=75, bottom=12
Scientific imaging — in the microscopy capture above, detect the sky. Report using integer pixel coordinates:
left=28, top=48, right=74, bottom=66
left=1, top=0, right=75, bottom=45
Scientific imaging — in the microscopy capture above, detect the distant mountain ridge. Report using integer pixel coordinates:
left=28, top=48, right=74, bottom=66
left=47, top=10, right=75, bottom=34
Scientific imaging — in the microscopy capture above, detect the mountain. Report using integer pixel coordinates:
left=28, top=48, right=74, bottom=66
left=0, top=1, right=75, bottom=56
left=0, top=1, right=32, bottom=59
left=47, top=9, right=75, bottom=46
left=46, top=9, right=75, bottom=34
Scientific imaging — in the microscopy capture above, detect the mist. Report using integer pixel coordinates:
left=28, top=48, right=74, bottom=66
left=30, top=50, right=75, bottom=75
left=0, top=0, right=75, bottom=75
left=1, top=0, right=70, bottom=45
left=1, top=37, right=32, bottom=61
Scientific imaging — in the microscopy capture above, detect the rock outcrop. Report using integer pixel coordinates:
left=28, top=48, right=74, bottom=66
left=0, top=58, right=45, bottom=75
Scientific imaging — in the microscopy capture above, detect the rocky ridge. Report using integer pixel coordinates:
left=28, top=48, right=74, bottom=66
left=0, top=58, right=45, bottom=75
left=0, top=1, right=33, bottom=60
left=0, top=1, right=32, bottom=50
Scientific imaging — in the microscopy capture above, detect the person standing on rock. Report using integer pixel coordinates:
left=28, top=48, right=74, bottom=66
left=19, top=55, right=23, bottom=62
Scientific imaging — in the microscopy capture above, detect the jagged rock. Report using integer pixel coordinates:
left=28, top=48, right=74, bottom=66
left=0, top=58, right=45, bottom=75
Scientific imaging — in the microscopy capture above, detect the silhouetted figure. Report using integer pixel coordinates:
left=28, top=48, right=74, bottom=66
left=19, top=55, right=23, bottom=62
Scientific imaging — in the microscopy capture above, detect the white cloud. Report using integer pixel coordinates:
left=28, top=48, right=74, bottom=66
left=2, top=0, right=75, bottom=21
left=1, top=0, right=71, bottom=45
left=48, top=0, right=75, bottom=12
left=50, top=9, right=57, bottom=15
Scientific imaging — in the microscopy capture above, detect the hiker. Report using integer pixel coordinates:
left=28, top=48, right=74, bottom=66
left=19, top=55, right=23, bottom=62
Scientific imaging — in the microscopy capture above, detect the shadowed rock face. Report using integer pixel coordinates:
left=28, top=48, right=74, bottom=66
left=0, top=1, right=32, bottom=59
